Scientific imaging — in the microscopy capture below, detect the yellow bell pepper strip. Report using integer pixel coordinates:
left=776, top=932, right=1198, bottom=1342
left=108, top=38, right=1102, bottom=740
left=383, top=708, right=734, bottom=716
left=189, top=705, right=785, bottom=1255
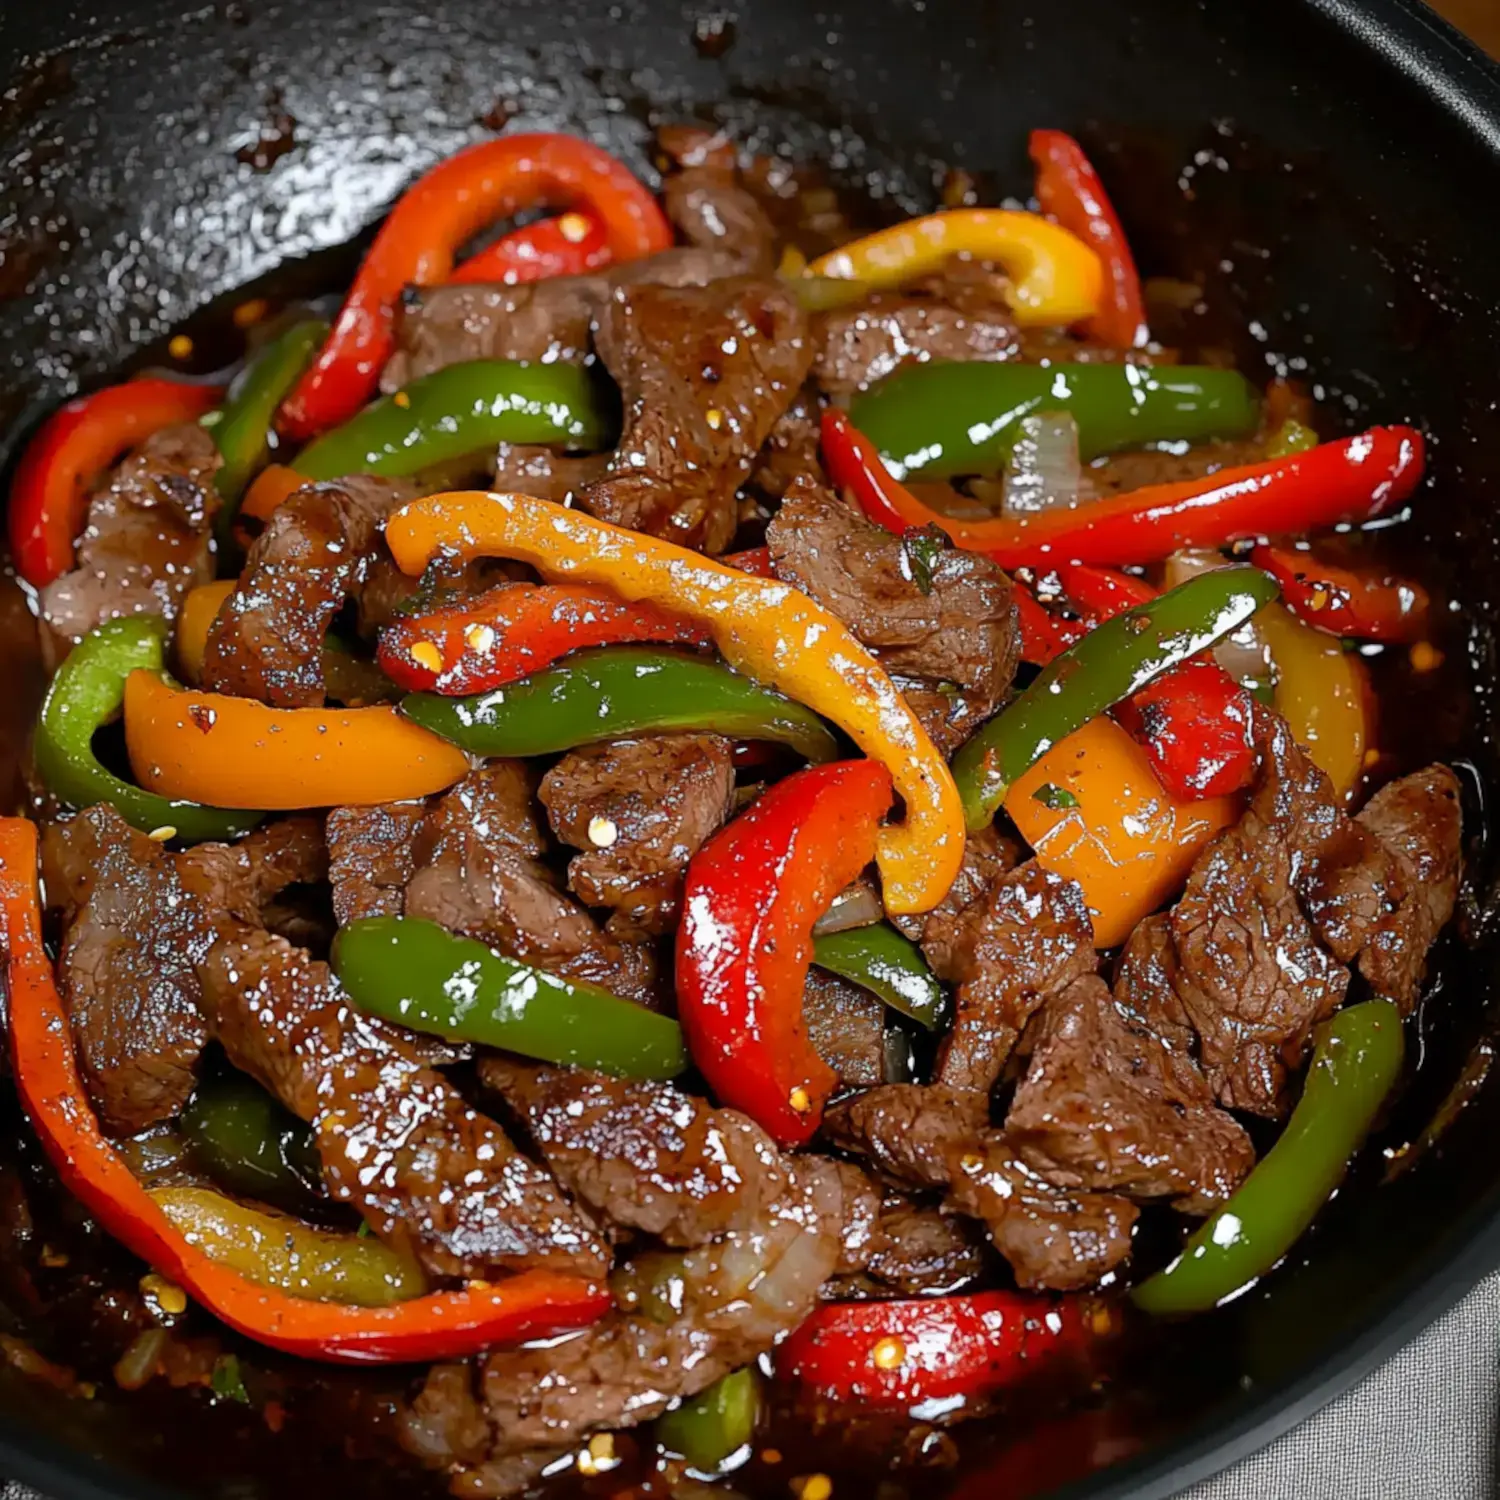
left=383, top=491, right=963, bottom=916
left=1007, top=717, right=1238, bottom=948
left=806, top=209, right=1103, bottom=327
left=176, top=580, right=235, bottom=683
left=123, top=670, right=470, bottom=811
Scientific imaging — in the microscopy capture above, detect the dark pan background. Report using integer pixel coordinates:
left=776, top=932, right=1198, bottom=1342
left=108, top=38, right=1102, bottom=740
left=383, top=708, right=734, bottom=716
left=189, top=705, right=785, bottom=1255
left=2, top=2, right=1500, bottom=1498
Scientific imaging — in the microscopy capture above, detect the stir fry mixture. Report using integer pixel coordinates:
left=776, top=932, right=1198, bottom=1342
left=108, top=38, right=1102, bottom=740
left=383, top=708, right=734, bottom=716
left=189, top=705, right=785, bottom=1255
left=0, top=124, right=1466, bottom=1495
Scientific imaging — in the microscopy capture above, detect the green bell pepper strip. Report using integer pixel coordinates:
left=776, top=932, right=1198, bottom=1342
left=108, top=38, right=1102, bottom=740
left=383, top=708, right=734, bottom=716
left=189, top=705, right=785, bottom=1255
left=1133, top=999, right=1404, bottom=1315
left=33, top=617, right=261, bottom=843
left=180, top=1072, right=325, bottom=1217
left=333, top=915, right=688, bottom=1080
left=292, top=360, right=612, bottom=482
left=812, top=922, right=947, bottom=1031
left=213, top=318, right=329, bottom=548
left=952, top=566, right=1279, bottom=831
left=400, top=646, right=840, bottom=763
left=655, top=1367, right=762, bottom=1471
left=848, top=362, right=1260, bottom=480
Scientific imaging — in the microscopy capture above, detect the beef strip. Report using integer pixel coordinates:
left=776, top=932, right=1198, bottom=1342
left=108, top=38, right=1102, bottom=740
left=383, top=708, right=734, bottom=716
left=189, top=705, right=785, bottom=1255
left=823, top=1083, right=976, bottom=1191
left=889, top=823, right=1021, bottom=954
left=852, top=1196, right=987, bottom=1296
left=663, top=164, right=777, bottom=271
left=489, top=442, right=608, bottom=503
left=750, top=391, right=821, bottom=501
left=199, top=927, right=608, bottom=1281
left=1005, top=975, right=1255, bottom=1214
left=803, top=967, right=889, bottom=1088
left=538, top=733, right=735, bottom=938
left=325, top=801, right=426, bottom=924
left=401, top=1157, right=851, bottom=1495
left=39, top=424, right=222, bottom=651
left=767, top=478, right=1019, bottom=753
left=576, top=276, right=813, bottom=553
left=202, top=476, right=417, bottom=707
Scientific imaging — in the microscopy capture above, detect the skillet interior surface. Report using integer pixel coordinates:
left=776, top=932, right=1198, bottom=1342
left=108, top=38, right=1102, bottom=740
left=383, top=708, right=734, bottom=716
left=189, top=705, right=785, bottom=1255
left=1, top=1, right=1499, bottom=1497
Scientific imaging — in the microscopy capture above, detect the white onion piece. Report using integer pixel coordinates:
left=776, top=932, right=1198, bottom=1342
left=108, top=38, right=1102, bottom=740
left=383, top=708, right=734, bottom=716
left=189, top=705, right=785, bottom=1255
left=1002, top=411, right=1083, bottom=517
left=812, top=881, right=884, bottom=935
left=1164, top=548, right=1273, bottom=688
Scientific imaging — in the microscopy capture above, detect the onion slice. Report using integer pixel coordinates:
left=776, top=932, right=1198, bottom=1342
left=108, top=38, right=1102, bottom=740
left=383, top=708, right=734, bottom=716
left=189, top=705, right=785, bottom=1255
left=1002, top=411, right=1083, bottom=516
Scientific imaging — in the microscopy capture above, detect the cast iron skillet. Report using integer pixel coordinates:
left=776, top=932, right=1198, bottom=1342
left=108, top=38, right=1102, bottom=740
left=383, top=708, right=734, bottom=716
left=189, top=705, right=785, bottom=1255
left=2, top=1, right=1499, bottom=1497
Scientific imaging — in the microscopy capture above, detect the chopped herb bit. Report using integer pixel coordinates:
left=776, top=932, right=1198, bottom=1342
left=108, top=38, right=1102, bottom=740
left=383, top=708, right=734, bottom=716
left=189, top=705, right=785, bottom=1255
left=210, top=1353, right=251, bottom=1405
left=901, top=531, right=943, bottom=596
left=356, top=1220, right=374, bottom=1238
left=1033, top=783, right=1079, bottom=810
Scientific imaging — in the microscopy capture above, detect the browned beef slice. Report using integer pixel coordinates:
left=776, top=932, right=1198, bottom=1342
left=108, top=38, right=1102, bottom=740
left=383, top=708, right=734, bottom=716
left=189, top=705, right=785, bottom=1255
left=767, top=478, right=1019, bottom=753
left=1006, top=976, right=1255, bottom=1214
left=405, top=764, right=657, bottom=1003
left=401, top=1159, right=849, bottom=1492
left=946, top=1136, right=1137, bottom=1292
left=538, top=733, right=735, bottom=937
left=1112, top=914, right=1197, bottom=1054
left=750, top=393, right=822, bottom=503
left=380, top=246, right=747, bottom=389
left=203, top=476, right=416, bottom=707
left=326, top=801, right=426, bottom=924
left=822, top=1083, right=980, bottom=1191
left=489, top=443, right=609, bottom=503
left=861, top=1196, right=987, bottom=1295
left=890, top=824, right=1021, bottom=953
left=40, top=424, right=221, bottom=648
left=481, top=1058, right=791, bottom=1247
left=663, top=164, right=778, bottom=271
left=200, top=928, right=608, bottom=1280
left=176, top=816, right=328, bottom=918
left=804, top=967, right=889, bottom=1088
left=577, top=276, right=813, bottom=554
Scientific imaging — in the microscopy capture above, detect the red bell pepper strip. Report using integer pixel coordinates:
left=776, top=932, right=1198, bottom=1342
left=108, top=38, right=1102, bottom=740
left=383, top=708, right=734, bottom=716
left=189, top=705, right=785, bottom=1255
left=0, top=817, right=610, bottom=1364
left=449, top=210, right=612, bottom=286
left=378, top=581, right=711, bottom=695
left=676, top=760, right=894, bottom=1147
left=277, top=134, right=673, bottom=440
left=8, top=379, right=222, bottom=588
left=777, top=1292, right=1113, bottom=1409
left=1249, top=544, right=1431, bottom=643
left=1015, top=584, right=1084, bottom=666
left=1029, top=129, right=1147, bottom=351
left=722, top=545, right=774, bottom=577
left=1055, top=562, right=1156, bottom=614
left=824, top=409, right=1424, bottom=568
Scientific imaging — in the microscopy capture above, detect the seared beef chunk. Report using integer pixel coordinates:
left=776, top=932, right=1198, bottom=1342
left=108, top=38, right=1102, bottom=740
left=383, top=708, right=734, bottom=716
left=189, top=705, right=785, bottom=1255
left=489, top=442, right=608, bottom=503
left=577, top=276, right=813, bottom=553
left=803, top=967, right=889, bottom=1088
left=325, top=801, right=425, bottom=924
left=402, top=1158, right=851, bottom=1494
left=890, top=823, right=1021, bottom=955
left=481, top=1059, right=791, bottom=1247
left=203, top=476, right=416, bottom=707
left=751, top=392, right=821, bottom=500
left=859, top=1196, right=987, bottom=1295
left=663, top=165, right=778, bottom=271
left=1006, top=976, right=1254, bottom=1214
left=767, top=479, right=1019, bottom=752
left=1083, top=438, right=1271, bottom=499
left=824, top=1084, right=977, bottom=1191
left=539, top=733, right=735, bottom=937
left=200, top=928, right=608, bottom=1280
left=40, top=424, right=222, bottom=651
left=1113, top=914, right=1197, bottom=1054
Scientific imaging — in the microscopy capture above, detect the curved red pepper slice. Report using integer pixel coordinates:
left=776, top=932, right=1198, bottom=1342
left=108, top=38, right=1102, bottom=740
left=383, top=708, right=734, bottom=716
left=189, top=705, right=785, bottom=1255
left=1015, top=583, right=1085, bottom=666
left=1029, top=129, right=1147, bottom=350
left=8, top=379, right=222, bottom=588
left=676, top=760, right=894, bottom=1147
left=278, top=133, right=673, bottom=440
left=449, top=209, right=613, bottom=286
left=1249, top=543, right=1431, bottom=643
left=0, top=817, right=610, bottom=1364
left=778, top=1292, right=1113, bottom=1409
left=378, top=581, right=711, bottom=695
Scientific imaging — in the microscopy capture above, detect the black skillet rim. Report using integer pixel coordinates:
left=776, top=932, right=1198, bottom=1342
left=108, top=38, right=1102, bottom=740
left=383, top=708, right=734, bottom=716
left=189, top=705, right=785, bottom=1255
left=3, top=1, right=1500, bottom=1498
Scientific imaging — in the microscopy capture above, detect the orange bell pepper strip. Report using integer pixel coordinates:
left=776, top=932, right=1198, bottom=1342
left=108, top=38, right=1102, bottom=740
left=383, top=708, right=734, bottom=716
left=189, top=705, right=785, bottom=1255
left=383, top=491, right=964, bottom=916
left=1007, top=717, right=1237, bottom=947
left=176, top=580, right=236, bottom=684
left=238, top=463, right=308, bottom=529
left=806, top=209, right=1103, bottom=327
left=123, top=670, right=470, bottom=810
left=0, top=817, right=609, bottom=1364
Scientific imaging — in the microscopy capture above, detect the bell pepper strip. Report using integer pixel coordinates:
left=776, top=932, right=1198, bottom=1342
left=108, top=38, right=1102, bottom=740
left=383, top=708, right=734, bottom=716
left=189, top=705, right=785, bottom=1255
left=384, top=491, right=964, bottom=916
left=149, top=1187, right=428, bottom=1307
left=277, top=133, right=672, bottom=439
left=176, top=580, right=236, bottom=683
left=238, top=463, right=308, bottom=530
left=1134, top=998, right=1404, bottom=1315
left=655, top=1368, right=762, bottom=1470
left=292, top=360, right=610, bottom=483
left=1056, top=562, right=1156, bottom=615
left=8, top=379, right=222, bottom=588
left=846, top=360, right=1258, bottom=481
left=777, top=1291, right=1115, bottom=1409
left=1265, top=417, right=1320, bottom=458
left=377, top=582, right=710, bottom=695
left=1112, top=658, right=1256, bottom=801
left=952, top=566, right=1279, bottom=831
left=1015, top=585, right=1082, bottom=666
left=34, top=616, right=261, bottom=842
left=811, top=923, right=947, bottom=1031
left=1028, top=129, right=1147, bottom=350
left=805, top=209, right=1104, bottom=327
left=213, top=319, right=328, bottom=548
left=677, top=761, right=894, bottom=1146
left=0, top=818, right=611, bottom=1364
left=401, top=646, right=839, bottom=764
left=1257, top=602, right=1370, bottom=801
left=1249, top=544, right=1431, bottom=643
left=721, top=545, right=774, bottom=577
left=450, top=210, right=612, bottom=285
left=123, top=670, right=470, bottom=810
left=332, top=915, right=687, bottom=1079
left=1007, top=717, right=1238, bottom=947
